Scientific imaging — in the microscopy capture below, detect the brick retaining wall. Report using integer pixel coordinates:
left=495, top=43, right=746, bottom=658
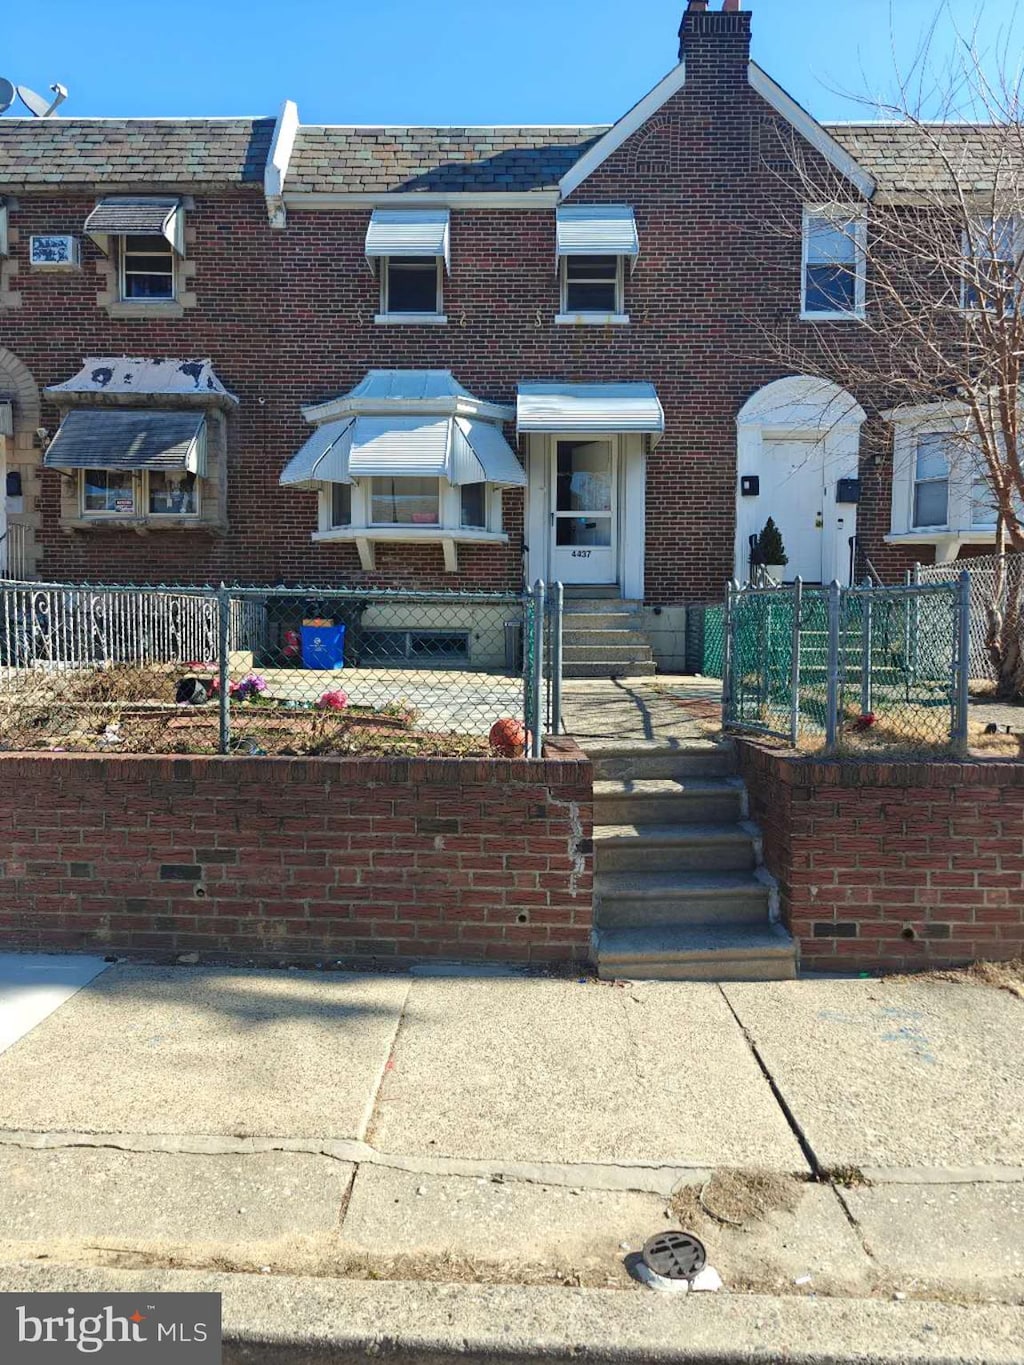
left=0, top=752, right=593, bottom=965
left=737, top=740, right=1024, bottom=972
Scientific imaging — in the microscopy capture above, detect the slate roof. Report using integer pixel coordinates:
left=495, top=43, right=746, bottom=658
left=286, top=126, right=609, bottom=194
left=0, top=118, right=275, bottom=187
left=826, top=122, right=1024, bottom=195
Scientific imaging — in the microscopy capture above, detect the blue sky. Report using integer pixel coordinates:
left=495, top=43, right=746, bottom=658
left=1, top=1, right=1020, bottom=124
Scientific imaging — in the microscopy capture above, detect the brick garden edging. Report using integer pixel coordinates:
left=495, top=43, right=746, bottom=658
left=0, top=749, right=593, bottom=966
left=737, top=739, right=1024, bottom=972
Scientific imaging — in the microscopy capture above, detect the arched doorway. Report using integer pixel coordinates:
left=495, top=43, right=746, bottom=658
left=735, top=376, right=866, bottom=585
left=0, top=346, right=41, bottom=579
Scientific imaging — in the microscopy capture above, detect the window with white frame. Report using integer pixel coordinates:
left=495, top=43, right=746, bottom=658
left=802, top=207, right=866, bottom=319
left=370, top=476, right=441, bottom=526
left=912, top=433, right=951, bottom=528
left=119, top=234, right=176, bottom=301
left=460, top=482, right=487, bottom=530
left=560, top=255, right=622, bottom=315
left=962, top=216, right=1021, bottom=313
left=380, top=256, right=442, bottom=316
left=330, top=482, right=352, bottom=529
left=81, top=469, right=199, bottom=518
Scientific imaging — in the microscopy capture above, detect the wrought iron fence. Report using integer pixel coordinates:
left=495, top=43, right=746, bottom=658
left=721, top=574, right=971, bottom=752
left=0, top=580, right=563, bottom=758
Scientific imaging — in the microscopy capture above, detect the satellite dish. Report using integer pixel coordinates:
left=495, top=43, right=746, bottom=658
left=15, top=83, right=67, bottom=118
left=0, top=78, right=14, bottom=114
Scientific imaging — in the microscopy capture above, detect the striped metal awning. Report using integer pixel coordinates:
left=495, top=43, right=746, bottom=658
left=365, top=208, right=451, bottom=271
left=44, top=409, right=207, bottom=473
left=84, top=197, right=184, bottom=255
left=555, top=206, right=640, bottom=268
left=281, top=414, right=524, bottom=489
left=517, top=383, right=664, bottom=445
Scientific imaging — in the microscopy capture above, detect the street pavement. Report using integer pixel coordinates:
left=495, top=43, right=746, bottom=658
left=0, top=955, right=1021, bottom=1361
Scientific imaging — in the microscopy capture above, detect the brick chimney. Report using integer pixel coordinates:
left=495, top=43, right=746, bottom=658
left=678, top=1, right=752, bottom=78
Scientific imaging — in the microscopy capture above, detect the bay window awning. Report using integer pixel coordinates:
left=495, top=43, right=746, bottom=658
left=517, top=382, right=664, bottom=446
left=85, top=197, right=185, bottom=255
left=281, top=412, right=525, bottom=489
left=365, top=208, right=451, bottom=272
left=555, top=206, right=640, bottom=270
left=44, top=409, right=207, bottom=473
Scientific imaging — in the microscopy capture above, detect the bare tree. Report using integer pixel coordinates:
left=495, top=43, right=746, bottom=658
left=755, top=5, right=1024, bottom=696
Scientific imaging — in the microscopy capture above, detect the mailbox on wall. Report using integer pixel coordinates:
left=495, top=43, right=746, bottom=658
left=836, top=478, right=861, bottom=504
left=740, top=475, right=760, bottom=497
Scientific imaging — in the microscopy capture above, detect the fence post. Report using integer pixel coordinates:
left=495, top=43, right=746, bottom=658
left=860, top=585, right=873, bottom=718
left=550, top=581, right=564, bottom=737
left=953, top=569, right=972, bottom=754
left=825, top=579, right=842, bottom=751
left=530, top=579, right=546, bottom=758
left=722, top=580, right=737, bottom=729
left=217, top=584, right=231, bottom=755
left=790, top=576, right=803, bottom=746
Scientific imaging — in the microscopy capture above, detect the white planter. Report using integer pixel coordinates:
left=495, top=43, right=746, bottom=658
left=766, top=563, right=787, bottom=583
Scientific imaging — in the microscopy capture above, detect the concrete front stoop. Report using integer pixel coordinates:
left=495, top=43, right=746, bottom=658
left=562, top=587, right=656, bottom=679
left=585, top=739, right=797, bottom=981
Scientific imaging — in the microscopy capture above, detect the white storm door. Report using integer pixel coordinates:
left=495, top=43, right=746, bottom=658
left=549, top=438, right=617, bottom=585
left=763, top=437, right=825, bottom=582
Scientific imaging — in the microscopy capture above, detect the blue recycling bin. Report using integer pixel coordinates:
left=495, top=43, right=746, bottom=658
left=301, top=623, right=346, bottom=670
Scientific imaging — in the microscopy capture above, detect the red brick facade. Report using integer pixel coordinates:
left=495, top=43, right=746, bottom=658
left=0, top=7, right=930, bottom=604
left=738, top=739, right=1024, bottom=972
left=0, top=751, right=593, bottom=964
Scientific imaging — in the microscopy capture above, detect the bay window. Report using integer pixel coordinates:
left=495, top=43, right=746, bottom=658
left=370, top=476, right=440, bottom=526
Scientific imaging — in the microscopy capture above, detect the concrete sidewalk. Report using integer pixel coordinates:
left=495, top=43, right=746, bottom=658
left=0, top=957, right=1021, bottom=1359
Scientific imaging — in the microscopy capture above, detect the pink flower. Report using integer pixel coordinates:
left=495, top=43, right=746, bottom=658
left=317, top=689, right=349, bottom=711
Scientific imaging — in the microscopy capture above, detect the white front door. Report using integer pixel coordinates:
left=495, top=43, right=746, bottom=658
left=549, top=438, right=617, bottom=585
left=0, top=436, right=7, bottom=577
left=761, top=437, right=825, bottom=582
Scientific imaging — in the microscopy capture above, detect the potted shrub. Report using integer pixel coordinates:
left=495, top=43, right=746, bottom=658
left=757, top=518, right=788, bottom=583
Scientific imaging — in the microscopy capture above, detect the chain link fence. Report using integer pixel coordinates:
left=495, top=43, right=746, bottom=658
left=915, top=552, right=1024, bottom=683
left=0, top=581, right=560, bottom=758
left=721, top=575, right=971, bottom=753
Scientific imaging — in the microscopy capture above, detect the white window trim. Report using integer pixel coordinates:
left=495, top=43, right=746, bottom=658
left=377, top=255, right=445, bottom=323
left=800, top=205, right=867, bottom=322
left=79, top=469, right=201, bottom=520
left=559, top=254, right=625, bottom=320
left=885, top=404, right=998, bottom=561
left=960, top=214, right=1024, bottom=314
left=118, top=235, right=177, bottom=304
left=0, top=202, right=7, bottom=257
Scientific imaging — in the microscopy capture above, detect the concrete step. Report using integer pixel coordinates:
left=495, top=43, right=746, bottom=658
left=563, top=586, right=626, bottom=600
left=595, top=869, right=771, bottom=928
left=593, top=822, right=758, bottom=873
left=586, top=741, right=737, bottom=781
left=563, top=628, right=651, bottom=647
left=562, top=614, right=642, bottom=632
left=593, top=776, right=745, bottom=825
left=562, top=644, right=655, bottom=665
left=562, top=661, right=658, bottom=678
left=595, top=923, right=797, bottom=981
left=563, top=600, right=642, bottom=615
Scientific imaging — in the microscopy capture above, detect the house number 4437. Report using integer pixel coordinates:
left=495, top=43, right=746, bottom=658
left=571, top=550, right=592, bottom=558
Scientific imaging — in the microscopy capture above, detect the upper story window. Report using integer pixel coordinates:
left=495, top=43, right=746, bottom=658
left=381, top=256, right=442, bottom=316
left=801, top=206, right=866, bottom=320
left=120, top=234, right=176, bottom=301
left=365, top=208, right=450, bottom=324
left=962, top=216, right=1021, bottom=313
left=912, top=432, right=951, bottom=529
left=561, top=255, right=622, bottom=314
left=555, top=205, right=638, bottom=324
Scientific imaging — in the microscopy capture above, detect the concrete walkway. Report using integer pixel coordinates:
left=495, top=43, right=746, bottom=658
left=561, top=675, right=722, bottom=743
left=0, top=954, right=1021, bottom=1357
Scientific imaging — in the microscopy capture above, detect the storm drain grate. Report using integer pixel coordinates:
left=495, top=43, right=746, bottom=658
left=641, top=1231, right=707, bottom=1282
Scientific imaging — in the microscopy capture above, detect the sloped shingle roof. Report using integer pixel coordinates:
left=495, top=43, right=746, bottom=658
left=0, top=117, right=275, bottom=187
left=286, top=126, right=608, bottom=195
left=826, top=122, right=1024, bottom=196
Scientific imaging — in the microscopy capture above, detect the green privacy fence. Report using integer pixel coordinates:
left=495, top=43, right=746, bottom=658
left=710, top=575, right=971, bottom=751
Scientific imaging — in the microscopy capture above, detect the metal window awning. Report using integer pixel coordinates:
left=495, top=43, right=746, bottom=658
left=365, top=208, right=451, bottom=272
left=280, top=414, right=524, bottom=489
left=85, top=197, right=184, bottom=256
left=555, top=205, right=640, bottom=270
left=517, top=382, right=664, bottom=446
left=44, top=409, right=207, bottom=473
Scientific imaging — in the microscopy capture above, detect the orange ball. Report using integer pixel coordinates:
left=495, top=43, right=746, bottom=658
left=489, top=717, right=528, bottom=757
